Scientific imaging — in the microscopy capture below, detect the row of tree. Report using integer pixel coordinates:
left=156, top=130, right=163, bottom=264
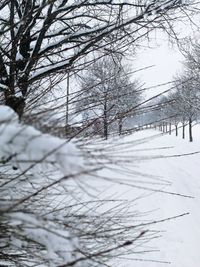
left=153, top=62, right=200, bottom=142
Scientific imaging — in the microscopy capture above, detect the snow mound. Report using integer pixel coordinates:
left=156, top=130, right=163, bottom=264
left=0, top=105, right=18, bottom=123
left=0, top=105, right=84, bottom=175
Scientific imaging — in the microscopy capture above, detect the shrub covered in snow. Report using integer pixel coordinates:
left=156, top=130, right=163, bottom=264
left=0, top=105, right=85, bottom=266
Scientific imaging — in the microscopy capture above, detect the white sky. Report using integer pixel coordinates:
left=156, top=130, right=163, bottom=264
left=133, top=41, right=184, bottom=99
left=130, top=10, right=200, bottom=100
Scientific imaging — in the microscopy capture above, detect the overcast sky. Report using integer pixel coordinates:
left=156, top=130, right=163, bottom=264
left=133, top=40, right=184, bottom=99
left=131, top=10, right=200, bottom=100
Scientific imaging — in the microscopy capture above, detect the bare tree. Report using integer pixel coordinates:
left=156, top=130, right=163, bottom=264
left=0, top=0, right=192, bottom=118
left=75, top=55, right=141, bottom=138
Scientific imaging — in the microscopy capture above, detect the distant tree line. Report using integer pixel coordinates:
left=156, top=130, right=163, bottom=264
left=150, top=45, right=200, bottom=142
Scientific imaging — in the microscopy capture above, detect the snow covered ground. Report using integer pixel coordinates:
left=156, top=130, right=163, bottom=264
left=2, top=107, right=200, bottom=266
left=83, top=125, right=200, bottom=267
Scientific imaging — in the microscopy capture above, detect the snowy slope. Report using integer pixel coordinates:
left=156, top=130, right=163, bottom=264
left=84, top=126, right=200, bottom=267
left=124, top=129, right=200, bottom=267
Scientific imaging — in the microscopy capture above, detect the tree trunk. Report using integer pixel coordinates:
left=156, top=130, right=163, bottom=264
left=165, top=123, right=168, bottom=133
left=189, top=117, right=193, bottom=142
left=4, top=75, right=29, bottom=119
left=103, top=102, right=108, bottom=139
left=182, top=122, right=185, bottom=139
left=175, top=124, right=178, bottom=136
left=118, top=118, right=123, bottom=135
left=169, top=123, right=171, bottom=135
left=5, top=96, right=25, bottom=119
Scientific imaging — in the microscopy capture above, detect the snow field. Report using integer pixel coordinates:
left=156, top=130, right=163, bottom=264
left=82, top=126, right=200, bottom=266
